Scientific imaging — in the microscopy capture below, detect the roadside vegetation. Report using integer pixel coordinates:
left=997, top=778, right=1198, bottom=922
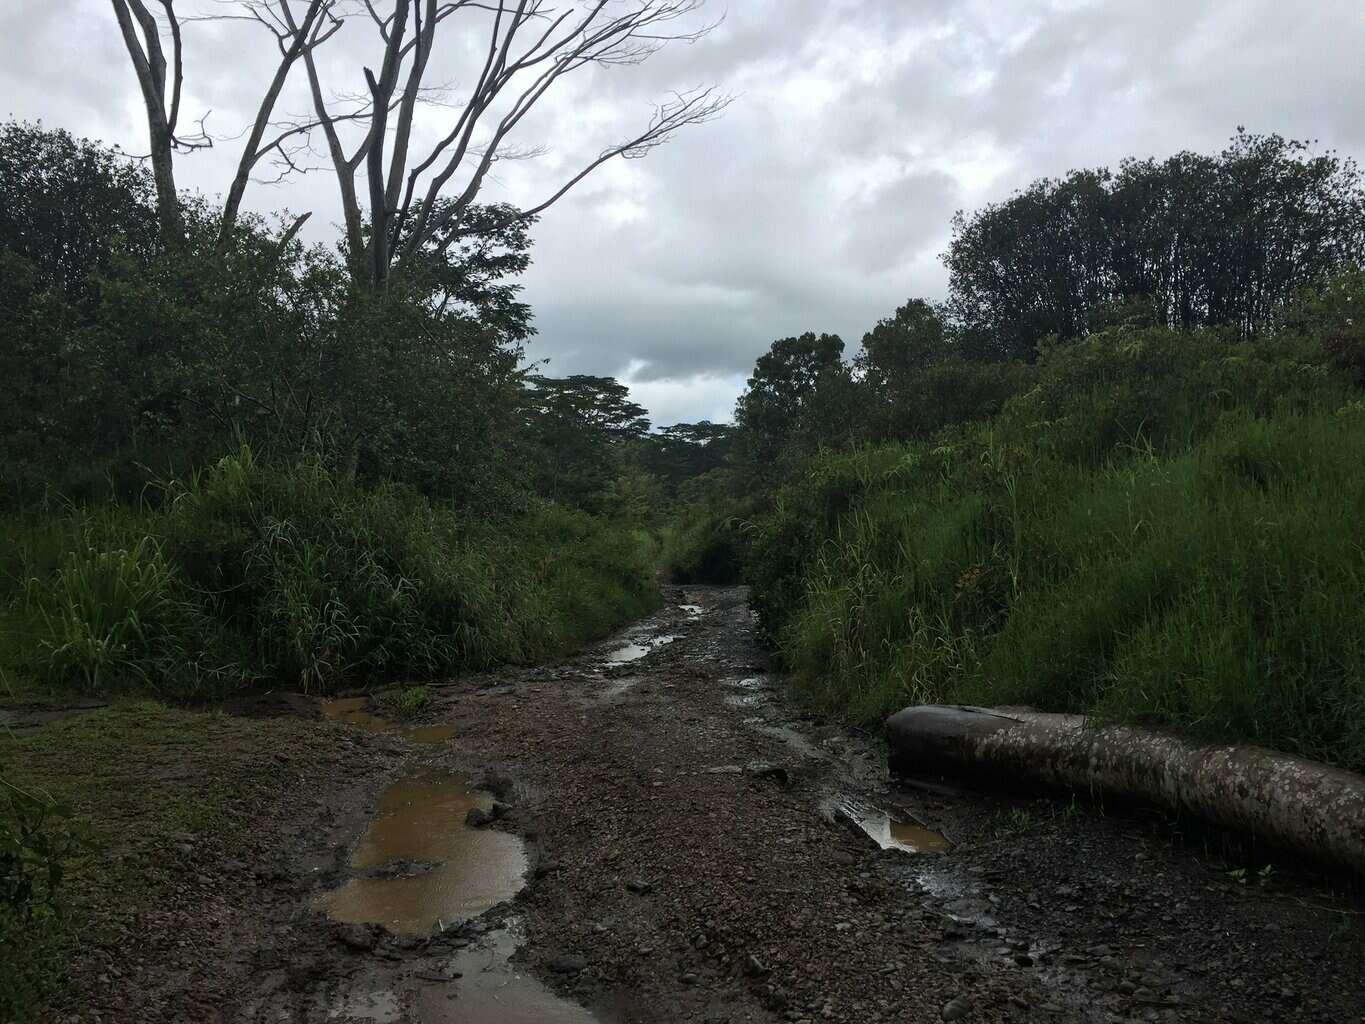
left=670, top=131, right=1365, bottom=773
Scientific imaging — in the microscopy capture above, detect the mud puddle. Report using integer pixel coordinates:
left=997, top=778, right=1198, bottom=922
left=832, top=795, right=952, bottom=853
left=416, top=921, right=600, bottom=1023
left=322, top=697, right=457, bottom=744
left=603, top=633, right=679, bottom=664
left=317, top=770, right=527, bottom=936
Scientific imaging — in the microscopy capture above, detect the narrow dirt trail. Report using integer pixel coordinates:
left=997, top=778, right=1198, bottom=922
left=240, top=585, right=1363, bottom=1024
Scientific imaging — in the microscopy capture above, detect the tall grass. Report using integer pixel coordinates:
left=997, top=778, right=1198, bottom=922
left=751, top=324, right=1365, bottom=771
left=0, top=450, right=659, bottom=698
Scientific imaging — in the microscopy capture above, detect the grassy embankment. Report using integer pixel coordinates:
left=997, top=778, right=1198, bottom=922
left=739, top=319, right=1365, bottom=773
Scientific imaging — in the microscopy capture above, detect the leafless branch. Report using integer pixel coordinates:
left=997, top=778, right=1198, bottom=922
left=111, top=0, right=727, bottom=286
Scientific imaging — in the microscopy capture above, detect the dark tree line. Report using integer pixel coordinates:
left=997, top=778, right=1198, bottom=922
left=945, top=132, right=1365, bottom=360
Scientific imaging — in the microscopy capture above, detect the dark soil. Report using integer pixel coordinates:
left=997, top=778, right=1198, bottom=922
left=24, top=585, right=1365, bottom=1023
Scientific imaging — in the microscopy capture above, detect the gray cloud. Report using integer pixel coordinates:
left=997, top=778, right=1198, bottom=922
left=6, top=0, right=1364, bottom=424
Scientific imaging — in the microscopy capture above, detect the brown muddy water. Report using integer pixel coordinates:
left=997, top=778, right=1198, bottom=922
left=321, top=697, right=458, bottom=744
left=317, top=770, right=527, bottom=936
left=834, top=795, right=952, bottom=853
left=313, top=706, right=601, bottom=1022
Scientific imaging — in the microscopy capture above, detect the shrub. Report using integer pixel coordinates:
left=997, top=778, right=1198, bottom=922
left=0, top=451, right=659, bottom=698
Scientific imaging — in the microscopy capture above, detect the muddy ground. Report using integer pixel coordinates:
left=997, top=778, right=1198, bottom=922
left=44, top=585, right=1365, bottom=1023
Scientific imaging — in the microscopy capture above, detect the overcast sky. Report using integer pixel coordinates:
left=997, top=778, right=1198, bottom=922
left=5, top=1, right=1363, bottom=424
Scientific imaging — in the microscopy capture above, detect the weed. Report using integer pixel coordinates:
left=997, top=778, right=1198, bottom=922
left=376, top=686, right=430, bottom=718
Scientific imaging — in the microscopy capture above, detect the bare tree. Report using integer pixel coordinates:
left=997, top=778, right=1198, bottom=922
left=110, top=0, right=726, bottom=285
left=110, top=0, right=343, bottom=243
left=110, top=0, right=208, bottom=241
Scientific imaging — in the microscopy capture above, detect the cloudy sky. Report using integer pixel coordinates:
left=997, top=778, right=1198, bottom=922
left=5, top=1, right=1363, bottom=424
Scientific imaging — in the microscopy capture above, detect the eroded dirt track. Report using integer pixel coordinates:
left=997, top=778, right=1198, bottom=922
left=150, top=587, right=1365, bottom=1022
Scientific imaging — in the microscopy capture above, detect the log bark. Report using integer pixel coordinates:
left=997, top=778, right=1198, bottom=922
left=885, top=705, right=1365, bottom=874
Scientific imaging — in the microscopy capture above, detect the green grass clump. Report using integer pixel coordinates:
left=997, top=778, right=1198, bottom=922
left=375, top=685, right=431, bottom=718
left=750, top=324, right=1365, bottom=771
left=0, top=451, right=659, bottom=698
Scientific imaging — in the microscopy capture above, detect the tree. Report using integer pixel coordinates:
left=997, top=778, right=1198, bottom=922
left=0, top=123, right=542, bottom=507
left=734, top=332, right=858, bottom=470
left=0, top=121, right=159, bottom=302
left=109, top=0, right=339, bottom=245
left=526, top=374, right=651, bottom=510
left=854, top=299, right=951, bottom=390
left=640, top=421, right=735, bottom=495
left=109, top=1, right=728, bottom=284
left=945, top=132, right=1365, bottom=359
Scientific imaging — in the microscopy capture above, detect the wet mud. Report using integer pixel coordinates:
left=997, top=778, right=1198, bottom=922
left=85, top=584, right=1365, bottom=1023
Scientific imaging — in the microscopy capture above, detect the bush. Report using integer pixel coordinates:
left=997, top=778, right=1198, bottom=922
left=1, top=451, right=659, bottom=698
left=661, top=470, right=758, bottom=585
left=664, top=513, right=749, bottom=584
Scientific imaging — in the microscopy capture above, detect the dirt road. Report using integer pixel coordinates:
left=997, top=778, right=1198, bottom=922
left=84, top=585, right=1365, bottom=1023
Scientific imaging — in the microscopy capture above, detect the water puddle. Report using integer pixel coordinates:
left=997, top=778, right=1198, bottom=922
left=328, top=989, right=401, bottom=1023
left=317, top=770, right=527, bottom=936
left=415, top=921, right=599, bottom=1023
left=603, top=634, right=679, bottom=664
left=725, top=692, right=762, bottom=708
left=679, top=604, right=703, bottom=617
left=597, top=677, right=641, bottom=701
left=833, top=796, right=951, bottom=854
left=321, top=697, right=457, bottom=745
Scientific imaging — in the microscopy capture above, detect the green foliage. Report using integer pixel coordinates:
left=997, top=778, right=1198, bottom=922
left=734, top=332, right=862, bottom=473
left=0, top=777, right=85, bottom=1019
left=661, top=469, right=758, bottom=584
left=638, top=421, right=735, bottom=498
left=749, top=315, right=1365, bottom=770
left=27, top=538, right=190, bottom=693
left=376, top=686, right=430, bottom=718
left=0, top=122, right=535, bottom=510
left=2, top=452, right=659, bottom=698
left=526, top=375, right=652, bottom=513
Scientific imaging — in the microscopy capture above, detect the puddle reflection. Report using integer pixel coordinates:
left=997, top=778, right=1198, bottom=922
left=837, top=796, right=951, bottom=853
left=317, top=771, right=527, bottom=936
left=603, top=634, right=678, bottom=664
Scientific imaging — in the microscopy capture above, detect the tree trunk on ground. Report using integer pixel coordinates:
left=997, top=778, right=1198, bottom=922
left=885, top=705, right=1365, bottom=874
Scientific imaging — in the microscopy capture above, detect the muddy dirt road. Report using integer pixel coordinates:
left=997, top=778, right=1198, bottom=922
left=127, top=586, right=1365, bottom=1023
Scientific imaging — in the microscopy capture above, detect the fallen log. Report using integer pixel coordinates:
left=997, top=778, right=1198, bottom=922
left=885, top=705, right=1365, bottom=874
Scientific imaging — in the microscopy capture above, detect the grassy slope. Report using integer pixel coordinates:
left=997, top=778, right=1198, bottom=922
left=750, top=326, right=1365, bottom=771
